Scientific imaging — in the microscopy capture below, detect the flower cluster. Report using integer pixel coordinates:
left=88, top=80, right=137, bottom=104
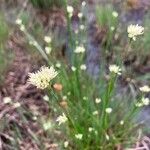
left=74, top=46, right=85, bottom=53
left=136, top=97, right=150, bottom=107
left=15, top=18, right=25, bottom=31
left=139, top=85, right=150, bottom=93
left=109, top=64, right=121, bottom=75
left=56, top=113, right=68, bottom=125
left=67, top=6, right=74, bottom=17
left=127, top=24, right=144, bottom=41
left=28, top=66, right=58, bottom=89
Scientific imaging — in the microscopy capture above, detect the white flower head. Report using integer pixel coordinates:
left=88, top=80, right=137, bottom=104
left=45, top=46, right=52, bottom=54
left=120, top=120, right=124, bottom=125
left=80, top=25, right=85, bottom=30
left=80, top=64, right=86, bottom=70
left=64, top=141, right=69, bottom=148
left=111, top=26, right=115, bottom=31
left=82, top=1, right=86, bottom=6
left=56, top=113, right=68, bottom=125
left=78, top=13, right=83, bottom=18
left=3, top=97, right=12, bottom=104
left=29, top=41, right=38, bottom=47
left=105, top=108, right=112, bottom=114
left=15, top=18, right=22, bottom=25
left=95, top=98, right=101, bottom=104
left=105, top=134, right=110, bottom=140
left=43, top=120, right=53, bottom=130
left=44, top=36, right=51, bottom=43
left=74, top=46, right=85, bottom=53
left=139, top=85, right=150, bottom=93
left=112, top=11, right=118, bottom=17
left=75, top=134, right=83, bottom=140
left=88, top=127, right=94, bottom=132
left=109, top=64, right=121, bottom=75
left=67, top=92, right=71, bottom=96
left=83, top=96, right=88, bottom=101
left=43, top=95, right=49, bottom=101
left=13, top=102, right=21, bottom=108
left=67, top=5, right=74, bottom=17
left=93, top=111, right=98, bottom=115
left=135, top=102, right=143, bottom=107
left=127, top=24, right=144, bottom=41
left=33, top=116, right=37, bottom=120
left=71, top=66, right=76, bottom=72
left=20, top=25, right=25, bottom=31
left=55, top=62, right=61, bottom=68
left=63, top=95, right=67, bottom=100
left=142, top=97, right=149, bottom=106
left=28, top=66, right=58, bottom=89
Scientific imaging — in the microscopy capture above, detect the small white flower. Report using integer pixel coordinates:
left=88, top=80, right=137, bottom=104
left=55, top=62, right=61, bottom=68
left=111, top=26, right=115, bottom=31
left=93, top=111, right=98, bottom=115
left=64, top=141, right=69, bottom=148
left=95, top=130, right=98, bottom=135
left=45, top=46, right=51, bottom=54
left=82, top=1, right=86, bottom=6
left=56, top=113, right=68, bottom=125
left=71, top=66, right=76, bottom=72
left=135, top=102, right=143, bottom=107
left=13, top=102, right=21, bottom=108
left=139, top=85, right=150, bottom=93
left=80, top=25, right=85, bottom=30
left=43, top=121, right=52, bottom=130
left=83, top=96, right=87, bottom=100
left=67, top=6, right=74, bottom=17
left=32, top=116, right=37, bottom=120
left=33, top=41, right=38, bottom=47
left=95, top=98, right=101, bottom=104
left=44, top=36, right=51, bottom=43
left=43, top=95, right=49, bottom=101
left=105, top=134, right=110, bottom=140
left=127, top=24, right=144, bottom=41
left=63, top=96, right=67, bottom=100
left=33, top=116, right=37, bottom=120
left=112, top=11, right=118, bottom=17
left=29, top=41, right=38, bottom=47
left=67, top=6, right=73, bottom=13
left=105, top=108, right=112, bottom=114
left=3, top=97, right=12, bottom=104
left=109, top=64, right=121, bottom=75
left=142, top=97, right=149, bottom=106
left=67, top=92, right=71, bottom=96
left=20, top=25, right=25, bottom=31
left=78, top=13, right=83, bottom=18
left=28, top=66, right=58, bottom=89
left=120, top=120, right=124, bottom=125
left=15, top=18, right=22, bottom=25
left=80, top=64, right=86, bottom=70
left=29, top=41, right=34, bottom=45
left=88, top=127, right=94, bottom=132
left=75, top=134, right=83, bottom=140
left=74, top=46, right=85, bottom=53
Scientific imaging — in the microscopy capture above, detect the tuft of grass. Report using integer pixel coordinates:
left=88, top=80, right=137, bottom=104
left=8, top=2, right=149, bottom=149
left=96, top=5, right=119, bottom=50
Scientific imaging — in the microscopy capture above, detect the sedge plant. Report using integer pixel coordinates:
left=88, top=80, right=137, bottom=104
left=15, top=3, right=150, bottom=149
